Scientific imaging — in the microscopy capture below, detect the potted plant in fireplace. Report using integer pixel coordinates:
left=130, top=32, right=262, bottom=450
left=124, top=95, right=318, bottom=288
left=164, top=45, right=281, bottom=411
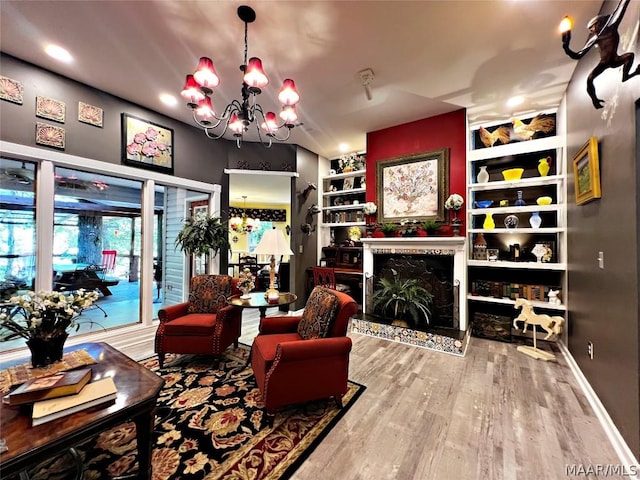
left=371, top=269, right=434, bottom=328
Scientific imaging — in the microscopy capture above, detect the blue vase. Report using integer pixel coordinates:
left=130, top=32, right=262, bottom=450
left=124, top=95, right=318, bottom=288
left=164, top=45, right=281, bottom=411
left=529, top=211, right=542, bottom=229
left=515, top=190, right=526, bottom=207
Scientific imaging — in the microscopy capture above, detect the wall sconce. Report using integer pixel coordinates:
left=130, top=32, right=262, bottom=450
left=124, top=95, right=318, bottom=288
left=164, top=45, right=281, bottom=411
left=300, top=223, right=316, bottom=235
left=308, top=204, right=321, bottom=216
left=560, top=0, right=640, bottom=109
left=300, top=181, right=317, bottom=200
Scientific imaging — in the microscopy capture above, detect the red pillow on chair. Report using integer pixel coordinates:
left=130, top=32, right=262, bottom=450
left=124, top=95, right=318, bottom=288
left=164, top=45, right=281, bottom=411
left=297, top=287, right=339, bottom=339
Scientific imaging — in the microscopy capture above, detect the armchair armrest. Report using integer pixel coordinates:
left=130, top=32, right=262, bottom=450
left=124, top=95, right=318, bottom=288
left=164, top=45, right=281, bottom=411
left=275, top=336, right=352, bottom=362
left=259, top=315, right=302, bottom=334
left=158, top=302, right=190, bottom=323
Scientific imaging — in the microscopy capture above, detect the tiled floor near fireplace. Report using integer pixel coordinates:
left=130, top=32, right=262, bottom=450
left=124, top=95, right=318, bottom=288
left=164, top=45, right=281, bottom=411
left=350, top=312, right=470, bottom=356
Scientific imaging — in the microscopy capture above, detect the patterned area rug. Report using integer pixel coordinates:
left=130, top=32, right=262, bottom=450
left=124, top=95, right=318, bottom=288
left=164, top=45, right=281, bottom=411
left=15, top=345, right=365, bottom=480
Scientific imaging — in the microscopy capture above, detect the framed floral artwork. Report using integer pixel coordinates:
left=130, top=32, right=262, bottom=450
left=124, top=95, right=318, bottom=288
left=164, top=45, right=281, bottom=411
left=376, top=148, right=449, bottom=223
left=121, top=113, right=174, bottom=174
left=36, top=96, right=65, bottom=123
left=78, top=102, right=104, bottom=127
left=0, top=75, right=24, bottom=104
left=573, top=136, right=601, bottom=205
left=35, top=122, right=65, bottom=149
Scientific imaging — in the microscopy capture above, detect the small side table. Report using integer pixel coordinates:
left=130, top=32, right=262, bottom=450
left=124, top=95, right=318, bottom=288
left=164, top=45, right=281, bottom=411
left=227, top=291, right=297, bottom=320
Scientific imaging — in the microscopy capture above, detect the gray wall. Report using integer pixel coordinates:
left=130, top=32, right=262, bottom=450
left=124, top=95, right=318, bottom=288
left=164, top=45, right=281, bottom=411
left=565, top=0, right=640, bottom=457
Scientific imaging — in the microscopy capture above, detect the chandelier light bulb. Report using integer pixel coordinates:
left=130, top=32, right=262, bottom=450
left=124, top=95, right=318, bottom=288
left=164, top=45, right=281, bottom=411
left=193, top=57, right=220, bottom=90
left=181, top=75, right=205, bottom=104
left=229, top=113, right=245, bottom=136
left=243, top=57, right=269, bottom=89
left=261, top=112, right=279, bottom=134
left=279, top=105, right=298, bottom=125
left=278, top=79, right=300, bottom=106
left=195, top=97, right=215, bottom=122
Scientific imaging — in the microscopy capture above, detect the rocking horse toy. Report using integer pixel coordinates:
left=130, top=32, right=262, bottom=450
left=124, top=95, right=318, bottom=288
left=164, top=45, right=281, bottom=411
left=513, top=298, right=565, bottom=361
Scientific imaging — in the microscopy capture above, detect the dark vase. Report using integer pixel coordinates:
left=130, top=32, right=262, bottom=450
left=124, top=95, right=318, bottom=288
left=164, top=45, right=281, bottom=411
left=26, top=333, right=69, bottom=368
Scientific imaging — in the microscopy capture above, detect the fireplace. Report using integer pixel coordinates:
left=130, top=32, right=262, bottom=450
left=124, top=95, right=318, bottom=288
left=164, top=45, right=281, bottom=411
left=361, top=237, right=467, bottom=332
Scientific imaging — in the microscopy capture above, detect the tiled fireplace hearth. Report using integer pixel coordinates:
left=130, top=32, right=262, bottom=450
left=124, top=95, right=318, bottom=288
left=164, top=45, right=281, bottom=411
left=351, top=237, right=469, bottom=356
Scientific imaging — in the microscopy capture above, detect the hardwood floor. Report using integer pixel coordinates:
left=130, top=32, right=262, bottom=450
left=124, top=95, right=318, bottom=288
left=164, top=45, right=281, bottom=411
left=241, top=311, right=623, bottom=480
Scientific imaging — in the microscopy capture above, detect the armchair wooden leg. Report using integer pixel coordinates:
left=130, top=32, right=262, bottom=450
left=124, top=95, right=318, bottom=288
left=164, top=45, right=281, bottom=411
left=266, top=412, right=275, bottom=429
left=334, top=395, right=344, bottom=409
left=158, top=353, right=165, bottom=369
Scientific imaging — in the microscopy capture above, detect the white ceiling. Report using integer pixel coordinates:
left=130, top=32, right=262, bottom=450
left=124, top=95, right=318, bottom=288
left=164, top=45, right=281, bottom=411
left=1, top=0, right=603, bottom=162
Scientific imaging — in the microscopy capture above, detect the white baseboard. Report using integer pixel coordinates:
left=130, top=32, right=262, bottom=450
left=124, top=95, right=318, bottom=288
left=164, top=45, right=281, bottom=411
left=559, top=342, right=640, bottom=478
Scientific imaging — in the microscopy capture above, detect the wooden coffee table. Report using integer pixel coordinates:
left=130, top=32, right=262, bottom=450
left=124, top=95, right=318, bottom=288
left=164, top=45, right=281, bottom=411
left=0, top=342, right=165, bottom=480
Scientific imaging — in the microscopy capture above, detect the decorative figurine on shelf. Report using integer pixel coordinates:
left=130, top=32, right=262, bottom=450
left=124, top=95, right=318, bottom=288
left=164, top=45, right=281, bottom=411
left=560, top=0, right=640, bottom=109
left=513, top=298, right=565, bottom=361
left=548, top=289, right=562, bottom=306
left=445, top=193, right=464, bottom=236
left=237, top=268, right=255, bottom=299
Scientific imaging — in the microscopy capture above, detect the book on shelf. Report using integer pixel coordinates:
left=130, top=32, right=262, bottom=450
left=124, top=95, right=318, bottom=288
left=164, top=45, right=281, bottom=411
left=31, top=376, right=117, bottom=426
left=3, top=367, right=92, bottom=406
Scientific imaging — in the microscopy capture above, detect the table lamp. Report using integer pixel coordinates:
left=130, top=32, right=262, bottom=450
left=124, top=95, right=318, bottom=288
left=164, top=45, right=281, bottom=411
left=252, top=227, right=293, bottom=302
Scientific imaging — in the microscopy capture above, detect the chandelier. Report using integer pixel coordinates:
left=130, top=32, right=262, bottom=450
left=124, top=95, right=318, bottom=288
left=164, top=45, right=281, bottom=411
left=230, top=196, right=260, bottom=234
left=181, top=5, right=301, bottom=148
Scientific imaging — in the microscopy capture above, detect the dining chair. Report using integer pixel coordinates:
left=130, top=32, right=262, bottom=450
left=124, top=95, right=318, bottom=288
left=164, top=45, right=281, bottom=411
left=311, top=266, right=351, bottom=294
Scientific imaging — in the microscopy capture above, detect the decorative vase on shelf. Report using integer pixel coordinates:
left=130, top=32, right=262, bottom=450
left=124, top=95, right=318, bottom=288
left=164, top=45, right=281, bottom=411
left=531, top=243, right=547, bottom=263
left=504, top=214, right=519, bottom=229
left=538, top=157, right=551, bottom=177
left=514, top=190, right=526, bottom=206
left=529, top=211, right=542, bottom=229
left=483, top=213, right=495, bottom=229
left=477, top=166, right=490, bottom=183
left=27, top=332, right=69, bottom=368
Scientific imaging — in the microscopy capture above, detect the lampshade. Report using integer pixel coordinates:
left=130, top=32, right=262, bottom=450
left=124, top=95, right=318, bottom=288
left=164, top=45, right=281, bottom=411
left=253, top=228, right=293, bottom=257
left=253, top=228, right=293, bottom=301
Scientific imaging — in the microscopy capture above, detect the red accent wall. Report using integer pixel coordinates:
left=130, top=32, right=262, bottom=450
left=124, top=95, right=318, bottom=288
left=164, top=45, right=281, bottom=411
left=365, top=108, right=467, bottom=233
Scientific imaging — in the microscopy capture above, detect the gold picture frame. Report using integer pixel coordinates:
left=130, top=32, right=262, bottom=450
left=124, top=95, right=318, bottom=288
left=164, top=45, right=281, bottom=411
left=572, top=137, right=601, bottom=205
left=376, top=148, right=449, bottom=223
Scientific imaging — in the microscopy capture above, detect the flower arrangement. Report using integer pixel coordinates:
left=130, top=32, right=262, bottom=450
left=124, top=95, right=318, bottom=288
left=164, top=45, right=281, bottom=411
left=362, top=202, right=377, bottom=215
left=0, top=289, right=99, bottom=342
left=338, top=152, right=364, bottom=172
left=348, top=226, right=362, bottom=240
left=445, top=193, right=464, bottom=211
left=237, top=268, right=255, bottom=291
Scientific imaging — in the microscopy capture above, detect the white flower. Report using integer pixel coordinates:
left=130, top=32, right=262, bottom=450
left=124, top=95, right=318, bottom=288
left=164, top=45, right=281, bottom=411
left=363, top=202, right=377, bottom=215
left=445, top=193, right=464, bottom=210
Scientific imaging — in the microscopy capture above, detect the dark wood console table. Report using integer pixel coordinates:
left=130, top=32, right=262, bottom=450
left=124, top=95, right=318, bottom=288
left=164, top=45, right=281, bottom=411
left=0, top=342, right=165, bottom=480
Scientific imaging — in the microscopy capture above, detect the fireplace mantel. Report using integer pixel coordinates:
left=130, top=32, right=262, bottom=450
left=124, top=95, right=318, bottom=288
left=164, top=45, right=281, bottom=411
left=360, top=237, right=467, bottom=331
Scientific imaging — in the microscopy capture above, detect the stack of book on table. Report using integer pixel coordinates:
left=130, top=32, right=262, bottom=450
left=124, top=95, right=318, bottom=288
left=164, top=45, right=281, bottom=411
left=2, top=368, right=118, bottom=426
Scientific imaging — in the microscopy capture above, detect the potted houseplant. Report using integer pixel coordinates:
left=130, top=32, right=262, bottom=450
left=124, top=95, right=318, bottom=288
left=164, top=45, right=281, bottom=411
left=420, top=220, right=441, bottom=236
left=174, top=215, right=230, bottom=258
left=370, top=269, right=434, bottom=327
left=379, top=222, right=398, bottom=237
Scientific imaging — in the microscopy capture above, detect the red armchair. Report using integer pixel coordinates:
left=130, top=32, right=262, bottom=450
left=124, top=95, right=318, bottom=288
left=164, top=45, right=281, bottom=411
left=251, top=286, right=358, bottom=424
left=155, top=274, right=242, bottom=368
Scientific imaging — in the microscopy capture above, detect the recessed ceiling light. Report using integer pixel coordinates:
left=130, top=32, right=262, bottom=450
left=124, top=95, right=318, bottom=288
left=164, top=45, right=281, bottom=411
left=338, top=143, right=349, bottom=153
left=507, top=96, right=524, bottom=108
left=44, top=44, right=73, bottom=63
left=160, top=94, right=178, bottom=107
